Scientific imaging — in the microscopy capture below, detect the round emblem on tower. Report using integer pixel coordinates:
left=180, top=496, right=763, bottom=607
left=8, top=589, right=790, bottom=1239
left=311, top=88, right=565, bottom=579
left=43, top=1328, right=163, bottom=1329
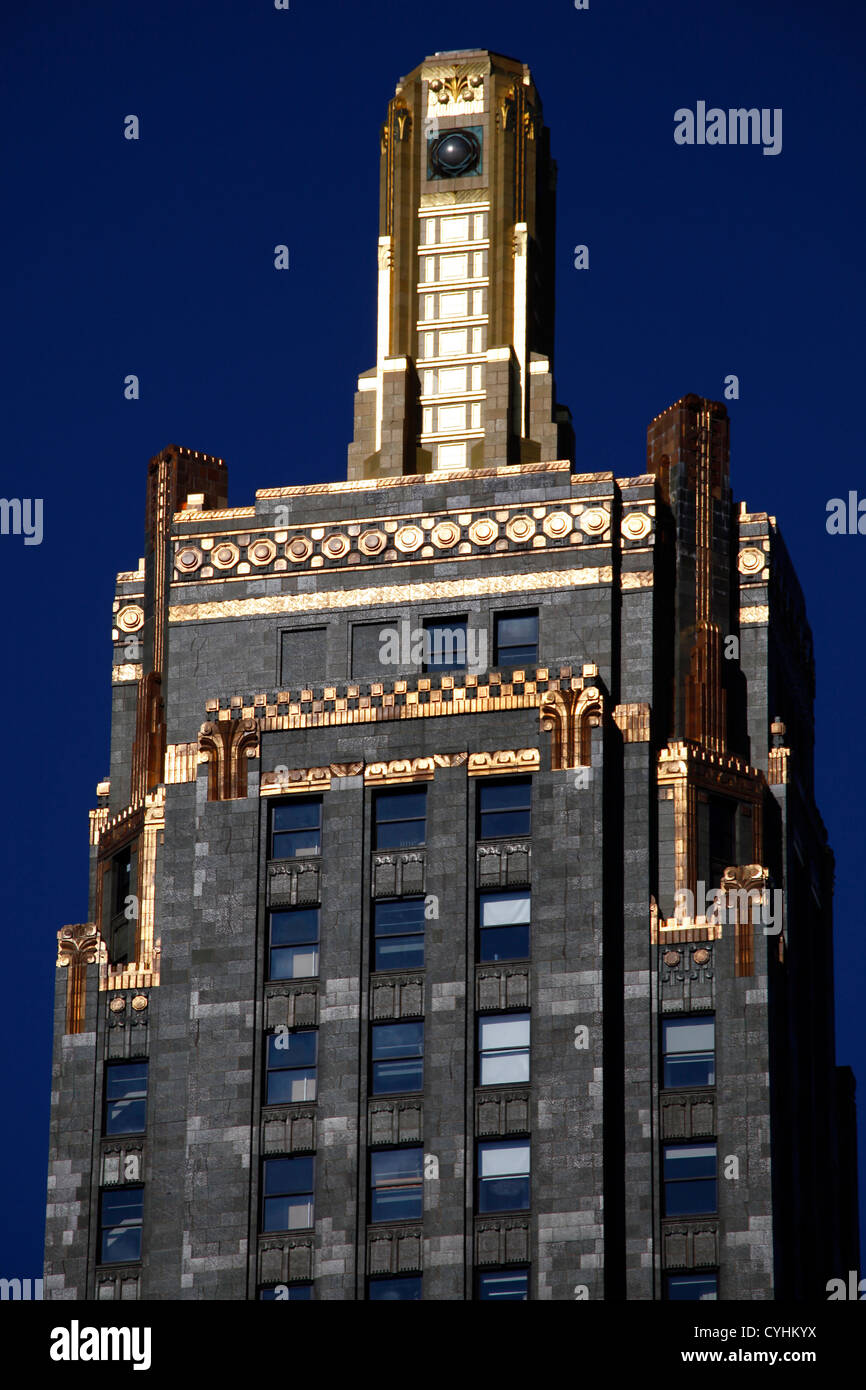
left=737, top=547, right=764, bottom=575
left=248, top=539, right=277, bottom=566
left=431, top=521, right=460, bottom=549
left=621, top=512, right=652, bottom=541
left=542, top=511, right=573, bottom=539
left=395, top=525, right=424, bottom=552
left=175, top=545, right=202, bottom=573
left=211, top=542, right=240, bottom=570
left=286, top=536, right=313, bottom=563
left=469, top=518, right=498, bottom=546
left=429, top=128, right=481, bottom=178
left=581, top=508, right=608, bottom=536
left=358, top=529, right=387, bottom=556
left=506, top=515, right=536, bottom=543
left=116, top=605, right=144, bottom=633
left=322, top=534, right=350, bottom=560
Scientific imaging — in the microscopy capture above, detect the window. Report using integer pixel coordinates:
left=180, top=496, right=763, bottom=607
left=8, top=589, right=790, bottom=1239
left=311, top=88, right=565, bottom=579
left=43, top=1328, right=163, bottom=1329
left=665, top=1273, right=718, bottom=1301
left=266, top=1030, right=317, bottom=1103
left=352, top=621, right=395, bottom=679
left=104, top=1061, right=148, bottom=1135
left=374, top=788, right=427, bottom=848
left=478, top=890, right=530, bottom=962
left=268, top=908, right=319, bottom=980
left=280, top=626, right=327, bottom=685
left=259, top=1283, right=314, bottom=1301
left=108, top=846, right=135, bottom=966
left=372, top=1021, right=424, bottom=1094
left=478, top=1013, right=530, bottom=1085
left=663, top=1143, right=717, bottom=1216
left=370, top=1147, right=424, bottom=1223
left=662, top=1016, right=715, bottom=1088
left=423, top=617, right=467, bottom=671
left=477, top=1140, right=530, bottom=1214
left=476, top=1267, right=529, bottom=1300
left=368, top=1276, right=423, bottom=1301
left=478, top=777, right=531, bottom=839
left=99, top=1187, right=143, bottom=1264
left=494, top=609, right=538, bottom=666
left=271, top=798, right=322, bottom=859
left=374, top=898, right=425, bottom=971
left=262, top=1156, right=315, bottom=1231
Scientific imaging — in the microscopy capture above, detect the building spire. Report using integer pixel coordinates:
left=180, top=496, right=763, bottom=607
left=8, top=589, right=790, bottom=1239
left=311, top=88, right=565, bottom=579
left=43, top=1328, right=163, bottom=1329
left=347, top=50, right=573, bottom=480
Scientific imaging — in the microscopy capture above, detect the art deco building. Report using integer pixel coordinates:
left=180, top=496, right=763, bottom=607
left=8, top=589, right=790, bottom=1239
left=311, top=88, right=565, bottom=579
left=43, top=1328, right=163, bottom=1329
left=45, top=48, right=858, bottom=1301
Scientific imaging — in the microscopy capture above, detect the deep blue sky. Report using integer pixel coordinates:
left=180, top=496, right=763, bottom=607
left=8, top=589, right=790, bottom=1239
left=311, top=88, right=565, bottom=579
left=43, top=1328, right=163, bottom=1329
left=2, top=0, right=864, bottom=1276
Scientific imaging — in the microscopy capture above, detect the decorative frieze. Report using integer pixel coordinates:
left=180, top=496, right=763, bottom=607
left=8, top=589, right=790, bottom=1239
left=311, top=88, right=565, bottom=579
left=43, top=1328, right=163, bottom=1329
left=467, top=749, right=539, bottom=777
left=56, top=923, right=105, bottom=1034
left=539, top=683, right=604, bottom=769
left=199, top=716, right=259, bottom=800
left=267, top=861, right=321, bottom=909
left=101, top=1145, right=144, bottom=1186
left=96, top=1272, right=140, bottom=1301
left=475, top=1219, right=530, bottom=1266
left=372, top=852, right=426, bottom=899
left=662, top=1221, right=719, bottom=1270
left=371, top=975, right=424, bottom=1020
left=661, top=1090, right=716, bottom=1141
left=367, top=1227, right=423, bottom=1275
left=475, top=1090, right=530, bottom=1137
left=476, top=967, right=530, bottom=1011
left=265, top=986, right=319, bottom=1030
left=369, top=1101, right=423, bottom=1146
left=476, top=842, right=530, bottom=888
left=262, top=1109, right=316, bottom=1155
left=258, top=1239, right=313, bottom=1286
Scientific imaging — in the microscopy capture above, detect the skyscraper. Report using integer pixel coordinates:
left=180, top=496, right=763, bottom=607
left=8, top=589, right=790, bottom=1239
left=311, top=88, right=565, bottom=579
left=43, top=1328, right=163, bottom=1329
left=45, top=48, right=857, bottom=1301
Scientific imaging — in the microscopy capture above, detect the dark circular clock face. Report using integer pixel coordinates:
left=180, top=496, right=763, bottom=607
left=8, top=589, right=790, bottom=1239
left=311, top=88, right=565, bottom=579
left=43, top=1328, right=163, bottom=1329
left=429, top=129, right=481, bottom=178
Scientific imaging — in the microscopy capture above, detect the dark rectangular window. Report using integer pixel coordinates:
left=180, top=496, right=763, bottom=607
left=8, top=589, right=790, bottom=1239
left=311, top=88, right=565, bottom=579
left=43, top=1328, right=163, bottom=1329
left=494, top=609, right=538, bottom=666
left=262, top=1156, right=315, bottom=1232
left=423, top=617, right=467, bottom=671
left=665, top=1272, right=718, bottom=1301
left=478, top=890, right=530, bottom=962
left=268, top=908, right=319, bottom=980
left=374, top=898, right=426, bottom=971
left=478, top=777, right=531, bottom=839
left=99, top=1187, right=144, bottom=1264
left=662, top=1016, right=715, bottom=1088
left=112, top=848, right=132, bottom=916
left=370, top=1147, right=424, bottom=1223
left=259, top=1283, right=314, bottom=1300
left=478, top=1013, right=530, bottom=1085
left=477, top=1139, right=530, bottom=1214
left=104, top=1061, right=148, bottom=1135
left=266, top=1030, right=317, bottom=1104
left=372, top=1021, right=424, bottom=1094
left=280, top=626, right=327, bottom=685
left=476, top=1267, right=529, bottom=1300
left=663, top=1143, right=717, bottom=1216
left=271, top=798, right=322, bottom=859
left=374, top=788, right=427, bottom=849
left=367, top=1276, right=423, bottom=1300
left=352, top=621, right=395, bottom=679
left=709, top=795, right=737, bottom=887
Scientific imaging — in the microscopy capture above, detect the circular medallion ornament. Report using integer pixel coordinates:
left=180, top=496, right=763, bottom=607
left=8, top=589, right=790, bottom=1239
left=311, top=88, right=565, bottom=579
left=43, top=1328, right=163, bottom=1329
left=621, top=512, right=652, bottom=542
left=738, top=547, right=764, bottom=575
left=395, top=525, right=424, bottom=553
left=131, top=994, right=149, bottom=1012
left=429, top=128, right=481, bottom=178
left=693, top=948, right=711, bottom=966
left=581, top=508, right=608, bottom=536
left=211, top=542, right=240, bottom=570
left=109, top=996, right=126, bottom=1014
left=468, top=518, right=498, bottom=546
left=248, top=539, right=277, bottom=566
left=286, top=536, right=313, bottom=563
left=116, top=605, right=144, bottom=633
left=431, top=520, right=460, bottom=549
left=322, top=534, right=350, bottom=560
left=663, top=950, right=681, bottom=967
left=358, top=529, right=387, bottom=556
left=506, top=515, right=536, bottom=543
left=542, top=511, right=573, bottom=539
left=175, top=545, right=202, bottom=574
